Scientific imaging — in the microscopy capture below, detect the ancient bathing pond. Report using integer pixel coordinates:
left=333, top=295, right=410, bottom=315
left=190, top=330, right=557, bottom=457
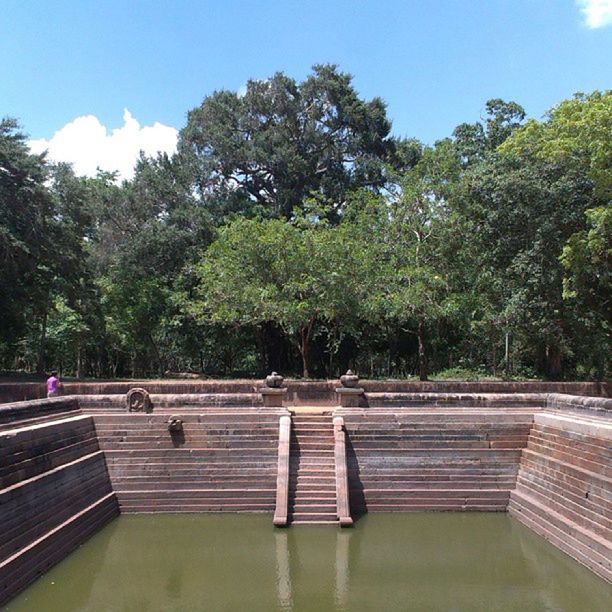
left=1, top=380, right=610, bottom=609
left=5, top=514, right=610, bottom=612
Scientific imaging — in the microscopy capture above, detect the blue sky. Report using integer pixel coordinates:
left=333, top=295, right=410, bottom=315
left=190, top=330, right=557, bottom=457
left=2, top=1, right=610, bottom=178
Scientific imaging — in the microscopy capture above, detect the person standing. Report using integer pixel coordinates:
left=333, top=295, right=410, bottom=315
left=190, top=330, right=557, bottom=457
left=46, top=371, right=61, bottom=397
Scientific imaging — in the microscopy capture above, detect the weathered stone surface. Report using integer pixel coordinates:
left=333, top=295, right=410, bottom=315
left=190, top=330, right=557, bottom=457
left=273, top=415, right=291, bottom=526
left=0, top=406, right=118, bottom=606
left=509, top=410, right=611, bottom=583
left=1, top=388, right=610, bottom=606
left=126, top=388, right=151, bottom=413
left=259, top=387, right=287, bottom=407
left=1, top=379, right=608, bottom=406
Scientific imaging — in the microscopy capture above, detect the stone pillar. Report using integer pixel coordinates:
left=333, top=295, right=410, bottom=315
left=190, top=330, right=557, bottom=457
left=335, top=370, right=364, bottom=408
left=259, top=372, right=287, bottom=408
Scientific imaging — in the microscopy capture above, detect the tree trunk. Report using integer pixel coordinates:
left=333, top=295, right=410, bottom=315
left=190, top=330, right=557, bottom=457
left=148, top=333, right=164, bottom=378
left=299, top=320, right=315, bottom=379
left=417, top=319, right=428, bottom=381
left=255, top=325, right=267, bottom=375
left=546, top=343, right=563, bottom=380
left=77, top=347, right=84, bottom=379
left=36, top=309, right=48, bottom=374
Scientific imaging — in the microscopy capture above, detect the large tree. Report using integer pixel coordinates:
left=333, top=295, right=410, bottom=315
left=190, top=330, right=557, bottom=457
left=179, top=64, right=395, bottom=222
left=191, top=218, right=364, bottom=378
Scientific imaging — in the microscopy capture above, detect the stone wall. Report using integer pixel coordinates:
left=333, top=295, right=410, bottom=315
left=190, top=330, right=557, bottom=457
left=0, top=401, right=118, bottom=606
left=90, top=400, right=284, bottom=513
left=509, top=396, right=612, bottom=582
left=1, top=388, right=610, bottom=605
left=338, top=394, right=540, bottom=514
left=0, top=379, right=607, bottom=405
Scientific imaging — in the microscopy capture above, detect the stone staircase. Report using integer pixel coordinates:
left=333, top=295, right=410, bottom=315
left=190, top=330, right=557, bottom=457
left=288, top=413, right=338, bottom=524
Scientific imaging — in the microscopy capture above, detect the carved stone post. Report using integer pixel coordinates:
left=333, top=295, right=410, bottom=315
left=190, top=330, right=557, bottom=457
left=335, top=370, right=364, bottom=408
left=259, top=372, right=287, bottom=408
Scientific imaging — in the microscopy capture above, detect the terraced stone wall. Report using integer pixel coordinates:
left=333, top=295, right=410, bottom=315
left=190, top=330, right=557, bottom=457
left=84, top=394, right=285, bottom=513
left=337, top=394, right=541, bottom=514
left=509, top=396, right=611, bottom=582
left=0, top=399, right=118, bottom=606
left=1, top=387, right=609, bottom=602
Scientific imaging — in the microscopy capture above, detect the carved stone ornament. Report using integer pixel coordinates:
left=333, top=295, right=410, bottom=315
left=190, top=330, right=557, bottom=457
left=265, top=371, right=284, bottom=388
left=167, top=415, right=183, bottom=433
left=340, top=369, right=359, bottom=388
left=126, top=387, right=151, bottom=412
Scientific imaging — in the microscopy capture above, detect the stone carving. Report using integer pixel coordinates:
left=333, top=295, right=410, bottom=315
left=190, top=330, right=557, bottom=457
left=340, top=369, right=359, bottom=388
left=167, top=415, right=183, bottom=432
left=265, top=371, right=284, bottom=388
left=126, top=387, right=151, bottom=412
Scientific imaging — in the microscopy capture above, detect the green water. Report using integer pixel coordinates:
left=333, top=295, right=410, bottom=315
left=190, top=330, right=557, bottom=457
left=5, top=514, right=610, bottom=612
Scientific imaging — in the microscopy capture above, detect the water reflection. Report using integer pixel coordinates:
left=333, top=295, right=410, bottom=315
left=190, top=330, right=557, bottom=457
left=275, top=530, right=293, bottom=610
left=334, top=530, right=350, bottom=609
left=7, top=514, right=611, bottom=612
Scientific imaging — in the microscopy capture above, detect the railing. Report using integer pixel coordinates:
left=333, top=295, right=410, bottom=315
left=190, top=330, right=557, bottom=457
left=333, top=416, right=353, bottom=526
left=273, top=415, right=291, bottom=526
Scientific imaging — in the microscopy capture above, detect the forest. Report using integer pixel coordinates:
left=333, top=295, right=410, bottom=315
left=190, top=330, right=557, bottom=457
left=1, top=66, right=609, bottom=381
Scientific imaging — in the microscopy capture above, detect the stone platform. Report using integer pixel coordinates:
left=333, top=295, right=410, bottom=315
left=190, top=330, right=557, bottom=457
left=0, top=383, right=610, bottom=604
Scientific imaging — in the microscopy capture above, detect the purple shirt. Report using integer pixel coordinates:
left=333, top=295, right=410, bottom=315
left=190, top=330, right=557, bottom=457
left=47, top=376, right=60, bottom=395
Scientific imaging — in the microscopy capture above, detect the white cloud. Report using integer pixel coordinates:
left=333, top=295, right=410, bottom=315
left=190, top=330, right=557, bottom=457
left=577, top=0, right=612, bottom=28
left=28, top=109, right=178, bottom=181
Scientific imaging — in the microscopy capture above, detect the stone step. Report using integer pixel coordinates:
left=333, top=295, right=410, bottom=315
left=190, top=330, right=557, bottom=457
left=290, top=506, right=336, bottom=515
left=515, top=478, right=611, bottom=536
left=290, top=520, right=339, bottom=525
left=509, top=491, right=611, bottom=582
left=0, top=410, right=83, bottom=433
left=289, top=464, right=334, bottom=471
left=360, top=503, right=507, bottom=512
left=528, top=433, right=611, bottom=466
left=292, top=486, right=335, bottom=493
left=358, top=488, right=509, bottom=499
left=289, top=512, right=338, bottom=523
left=510, top=490, right=611, bottom=560
left=526, top=440, right=610, bottom=477
left=98, top=441, right=278, bottom=450
left=289, top=442, right=334, bottom=450
left=98, top=430, right=280, bottom=439
left=117, top=502, right=274, bottom=512
left=347, top=440, right=527, bottom=449
left=532, top=422, right=611, bottom=445
left=517, top=465, right=611, bottom=512
left=0, top=493, right=118, bottom=607
left=530, top=427, right=611, bottom=456
left=356, top=480, right=515, bottom=490
left=0, top=439, right=101, bottom=488
left=1, top=473, right=114, bottom=555
left=101, top=449, right=278, bottom=459
left=521, top=449, right=611, bottom=486
left=519, top=456, right=610, bottom=501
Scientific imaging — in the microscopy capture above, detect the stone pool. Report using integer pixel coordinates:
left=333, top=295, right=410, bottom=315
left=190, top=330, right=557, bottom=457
left=5, top=513, right=610, bottom=611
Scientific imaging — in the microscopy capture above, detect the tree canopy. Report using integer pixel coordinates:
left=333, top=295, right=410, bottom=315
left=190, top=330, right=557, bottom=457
left=179, top=65, right=396, bottom=223
left=1, top=76, right=609, bottom=381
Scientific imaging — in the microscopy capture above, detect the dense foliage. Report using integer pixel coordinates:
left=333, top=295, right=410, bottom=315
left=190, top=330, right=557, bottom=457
left=1, top=68, right=609, bottom=380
